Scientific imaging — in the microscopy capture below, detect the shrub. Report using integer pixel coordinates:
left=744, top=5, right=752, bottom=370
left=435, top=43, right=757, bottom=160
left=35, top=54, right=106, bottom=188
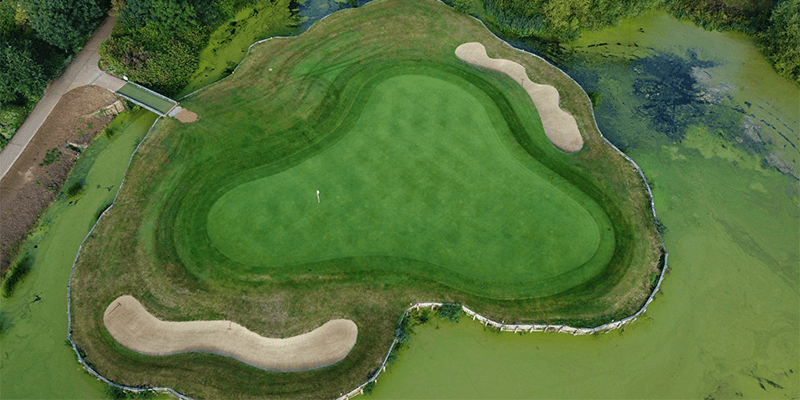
left=587, top=91, right=602, bottom=109
left=437, top=303, right=465, bottom=322
left=759, top=0, right=800, bottom=83
left=39, top=147, right=61, bottom=167
left=105, top=384, right=126, bottom=400
left=103, top=125, right=118, bottom=139
left=649, top=272, right=660, bottom=290
left=66, top=181, right=84, bottom=198
left=2, top=255, right=33, bottom=299
left=95, top=202, right=113, bottom=222
left=655, top=218, right=668, bottom=236
left=363, top=381, right=377, bottom=395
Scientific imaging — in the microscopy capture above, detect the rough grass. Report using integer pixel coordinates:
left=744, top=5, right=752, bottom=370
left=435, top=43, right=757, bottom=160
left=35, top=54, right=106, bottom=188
left=70, top=0, right=662, bottom=398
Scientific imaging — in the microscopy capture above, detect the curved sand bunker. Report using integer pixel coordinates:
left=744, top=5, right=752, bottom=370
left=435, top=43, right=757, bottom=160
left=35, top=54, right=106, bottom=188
left=455, top=42, right=584, bottom=153
left=104, top=295, right=358, bottom=372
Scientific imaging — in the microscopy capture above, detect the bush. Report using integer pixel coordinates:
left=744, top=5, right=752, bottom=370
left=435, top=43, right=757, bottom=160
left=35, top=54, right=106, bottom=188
left=363, top=380, right=377, bottom=395
left=759, top=0, right=800, bottom=83
left=103, top=125, right=118, bottom=139
left=394, top=314, right=412, bottom=345
left=39, top=147, right=61, bottom=167
left=655, top=218, right=668, bottom=236
left=0, top=105, right=26, bottom=140
left=99, top=28, right=201, bottom=96
left=66, top=181, right=84, bottom=198
left=451, top=0, right=475, bottom=14
left=437, top=303, right=465, bottom=323
left=105, top=384, right=126, bottom=399
left=2, top=255, right=33, bottom=299
left=408, top=307, right=431, bottom=325
left=587, top=91, right=602, bottom=109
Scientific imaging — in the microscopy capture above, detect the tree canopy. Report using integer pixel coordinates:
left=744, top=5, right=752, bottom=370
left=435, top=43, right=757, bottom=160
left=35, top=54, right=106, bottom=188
left=760, top=0, right=799, bottom=83
left=22, top=0, right=107, bottom=52
left=0, top=0, right=108, bottom=148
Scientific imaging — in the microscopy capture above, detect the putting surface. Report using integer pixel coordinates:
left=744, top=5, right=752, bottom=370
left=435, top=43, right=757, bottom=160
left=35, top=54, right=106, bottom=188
left=104, top=296, right=358, bottom=372
left=207, top=73, right=612, bottom=293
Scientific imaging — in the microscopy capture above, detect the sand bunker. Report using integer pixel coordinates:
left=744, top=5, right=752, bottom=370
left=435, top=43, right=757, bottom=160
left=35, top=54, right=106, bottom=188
left=455, top=42, right=583, bottom=153
left=104, top=295, right=358, bottom=372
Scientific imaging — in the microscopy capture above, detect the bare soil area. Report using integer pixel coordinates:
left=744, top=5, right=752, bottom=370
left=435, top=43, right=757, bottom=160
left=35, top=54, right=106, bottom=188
left=0, top=85, right=120, bottom=276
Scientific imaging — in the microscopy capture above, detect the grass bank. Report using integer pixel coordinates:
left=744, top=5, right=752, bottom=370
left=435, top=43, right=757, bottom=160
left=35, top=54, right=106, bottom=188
left=70, top=0, right=661, bottom=397
left=0, top=109, right=156, bottom=399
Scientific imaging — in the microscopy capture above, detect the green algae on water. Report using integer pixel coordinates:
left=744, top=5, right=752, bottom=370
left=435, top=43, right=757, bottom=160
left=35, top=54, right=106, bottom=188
left=371, top=10, right=799, bottom=400
left=177, top=0, right=298, bottom=99
left=0, top=110, right=156, bottom=399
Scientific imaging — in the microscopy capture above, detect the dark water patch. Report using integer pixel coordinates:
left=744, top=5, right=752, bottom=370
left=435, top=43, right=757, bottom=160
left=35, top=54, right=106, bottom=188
left=768, top=123, right=798, bottom=150
left=753, top=374, right=786, bottom=391
left=296, top=0, right=375, bottom=31
left=630, top=52, right=715, bottom=142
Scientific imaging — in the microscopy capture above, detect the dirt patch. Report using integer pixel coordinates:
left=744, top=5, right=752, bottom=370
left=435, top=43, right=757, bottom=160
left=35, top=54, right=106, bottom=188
left=174, top=108, right=198, bottom=123
left=104, top=295, right=358, bottom=372
left=455, top=42, right=584, bottom=153
left=0, top=85, right=119, bottom=276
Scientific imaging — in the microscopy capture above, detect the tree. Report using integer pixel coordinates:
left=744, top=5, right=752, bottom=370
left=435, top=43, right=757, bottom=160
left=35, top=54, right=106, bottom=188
left=0, top=1, right=15, bottom=36
left=149, top=0, right=197, bottom=33
left=761, top=0, right=800, bottom=83
left=0, top=38, right=47, bottom=104
left=119, top=0, right=152, bottom=28
left=22, top=0, right=107, bottom=52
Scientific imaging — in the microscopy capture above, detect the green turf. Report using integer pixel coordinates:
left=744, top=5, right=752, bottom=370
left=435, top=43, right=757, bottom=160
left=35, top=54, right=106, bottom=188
left=116, top=83, right=176, bottom=114
left=70, top=0, right=660, bottom=397
left=207, top=72, right=613, bottom=295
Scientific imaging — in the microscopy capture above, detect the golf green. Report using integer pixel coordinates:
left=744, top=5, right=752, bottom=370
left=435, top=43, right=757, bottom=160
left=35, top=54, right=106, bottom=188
left=206, top=73, right=613, bottom=294
left=70, top=0, right=660, bottom=396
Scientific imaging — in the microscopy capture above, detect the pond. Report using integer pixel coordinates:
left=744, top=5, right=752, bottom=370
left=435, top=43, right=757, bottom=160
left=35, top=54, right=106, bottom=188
left=0, top=5, right=796, bottom=400
left=370, top=10, right=799, bottom=399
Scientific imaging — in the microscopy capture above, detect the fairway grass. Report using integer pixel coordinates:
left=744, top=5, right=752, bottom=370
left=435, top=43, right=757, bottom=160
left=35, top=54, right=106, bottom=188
left=71, top=0, right=662, bottom=397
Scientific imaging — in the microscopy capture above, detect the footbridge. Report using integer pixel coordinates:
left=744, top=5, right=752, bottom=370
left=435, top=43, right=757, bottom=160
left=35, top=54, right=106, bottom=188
left=115, top=81, right=197, bottom=122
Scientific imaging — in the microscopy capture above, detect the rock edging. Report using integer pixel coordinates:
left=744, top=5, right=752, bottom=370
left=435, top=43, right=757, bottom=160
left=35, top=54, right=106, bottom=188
left=64, top=0, right=669, bottom=399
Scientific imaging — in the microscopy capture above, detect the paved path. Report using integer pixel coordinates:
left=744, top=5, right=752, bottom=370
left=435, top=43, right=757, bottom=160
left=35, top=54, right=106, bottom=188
left=0, top=15, right=126, bottom=182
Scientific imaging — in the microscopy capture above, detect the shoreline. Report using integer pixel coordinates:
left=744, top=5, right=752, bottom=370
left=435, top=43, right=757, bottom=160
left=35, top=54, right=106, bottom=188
left=63, top=0, right=668, bottom=398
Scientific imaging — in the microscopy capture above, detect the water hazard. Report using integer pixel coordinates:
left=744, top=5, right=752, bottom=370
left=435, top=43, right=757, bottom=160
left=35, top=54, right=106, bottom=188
left=1, top=5, right=796, bottom=400
left=371, top=10, right=799, bottom=399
